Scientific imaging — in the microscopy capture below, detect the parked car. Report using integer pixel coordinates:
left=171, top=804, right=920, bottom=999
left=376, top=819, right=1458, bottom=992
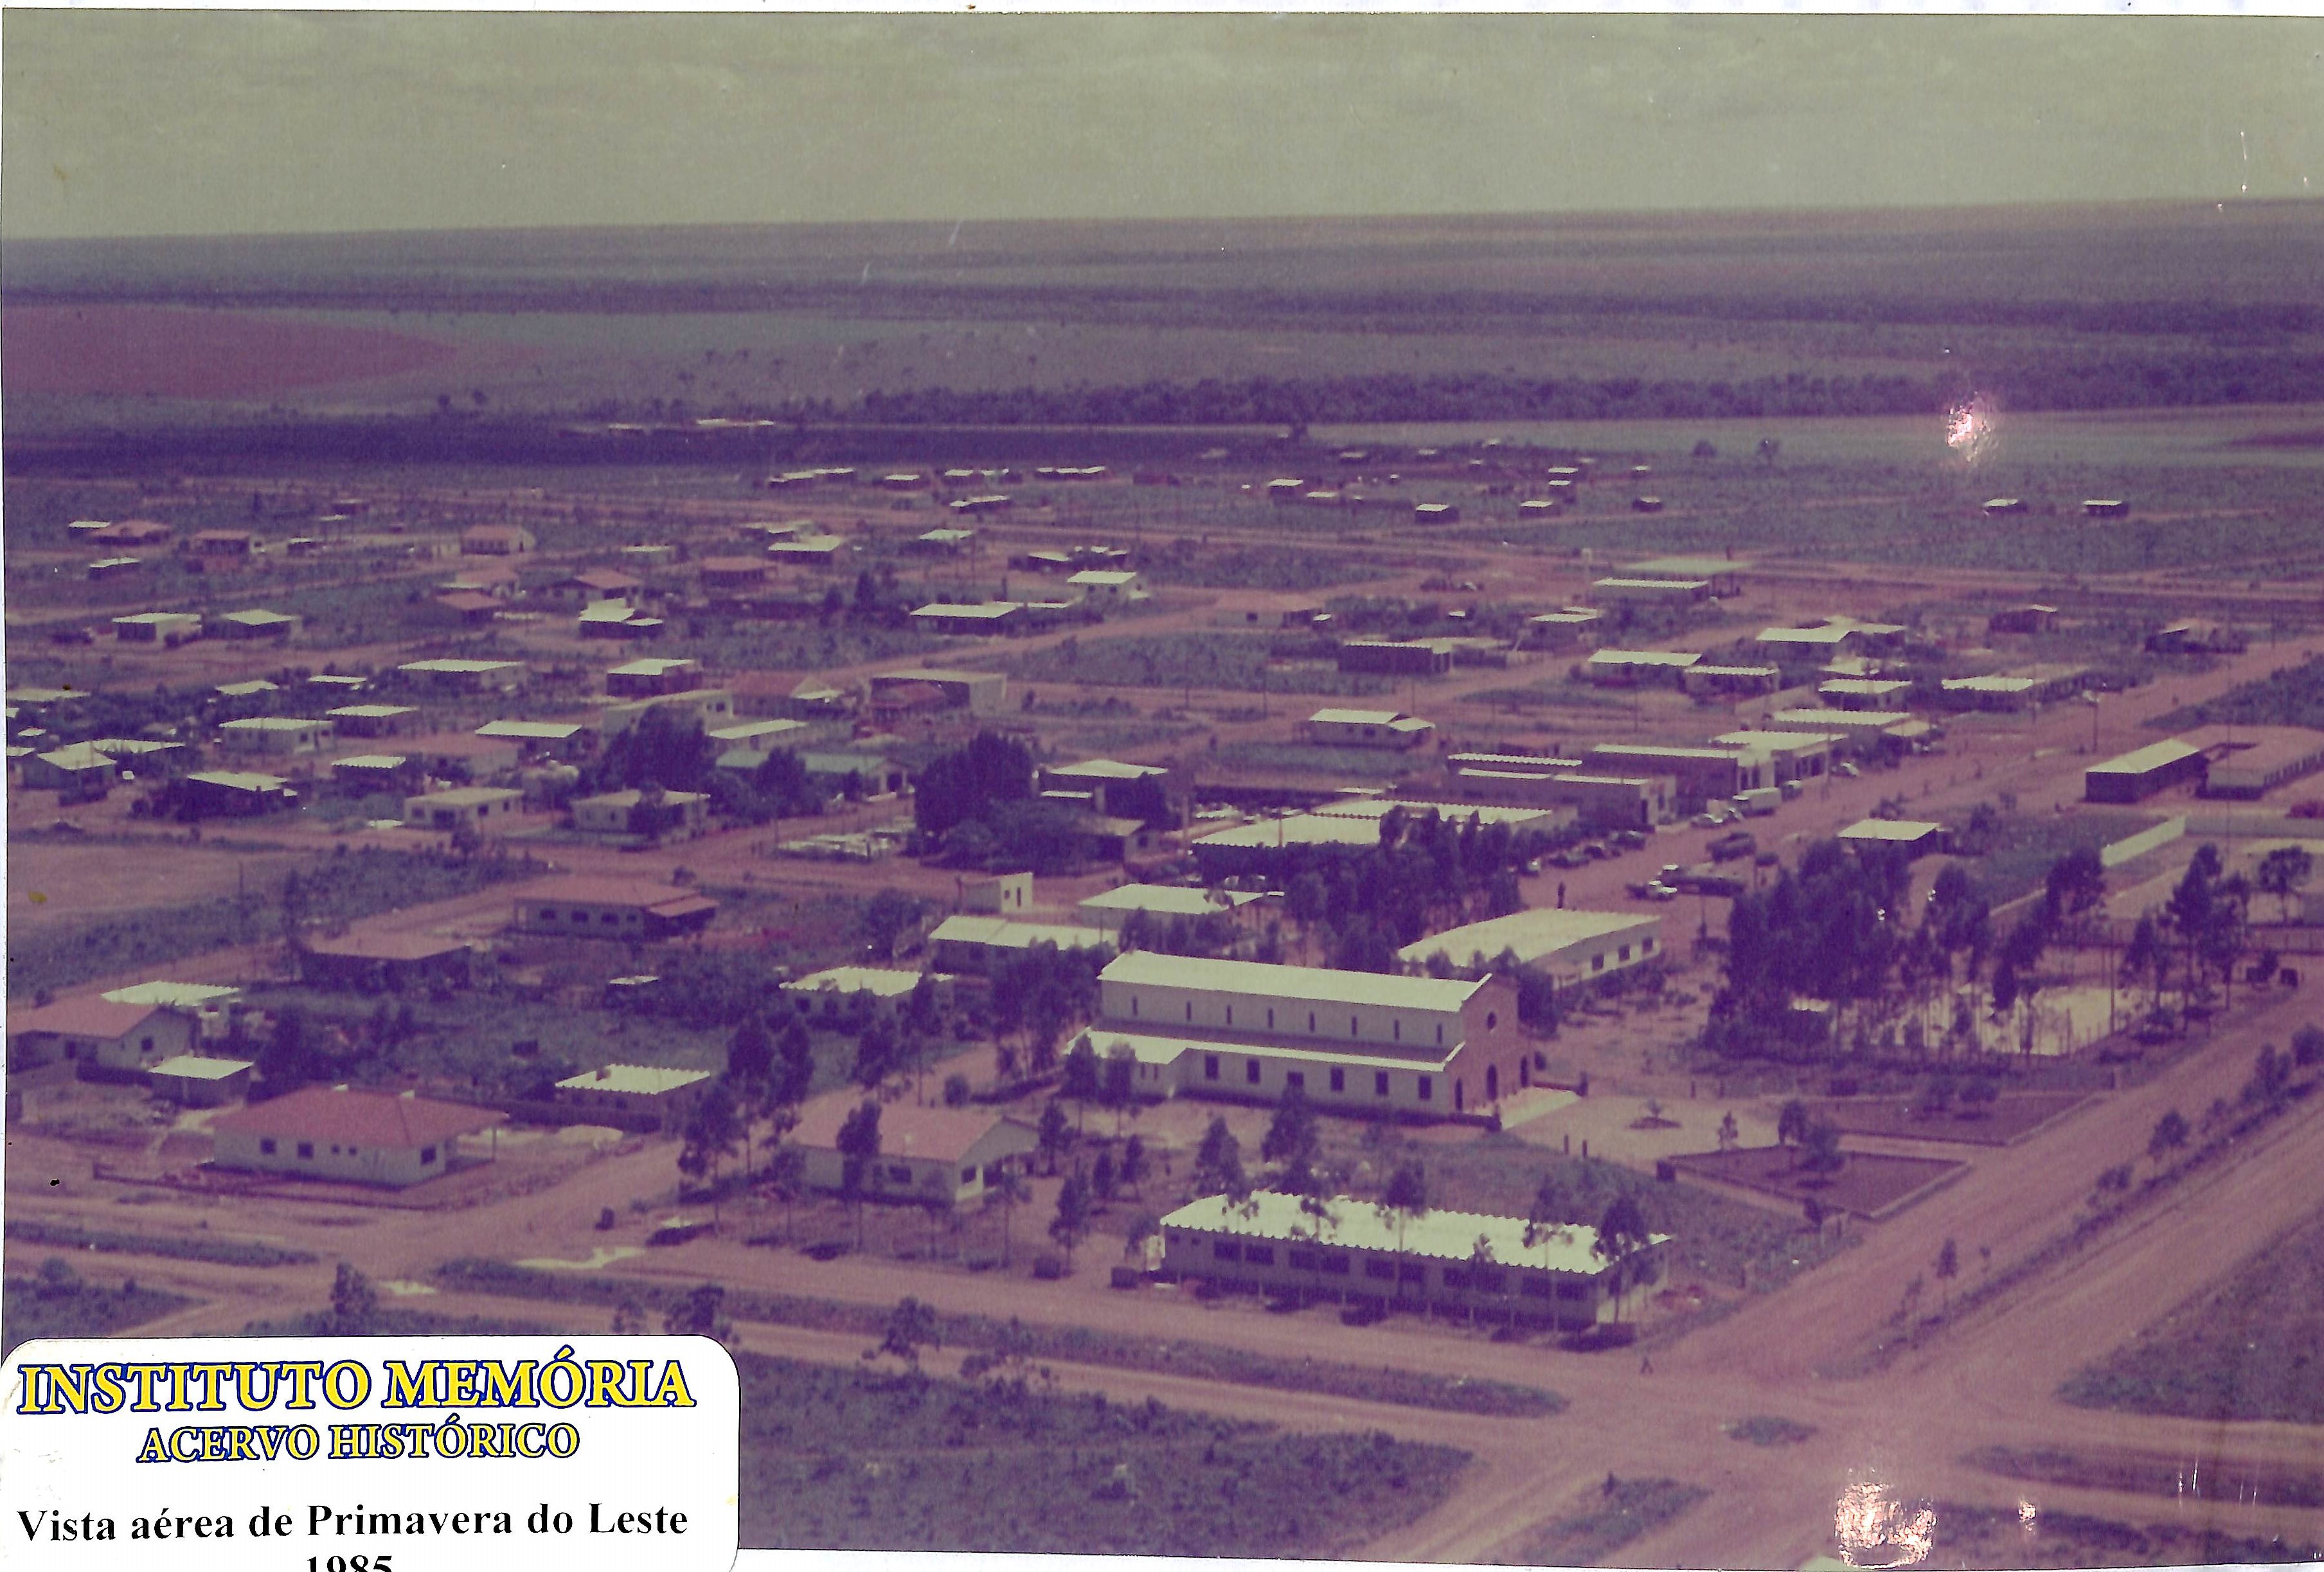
left=1613, top=829, right=1649, bottom=850
left=1836, top=760, right=1861, bottom=778
left=1627, top=879, right=1679, bottom=901
left=1522, top=857, right=1542, bottom=875
left=1708, top=830, right=1758, bottom=862
left=1780, top=778, right=1807, bottom=799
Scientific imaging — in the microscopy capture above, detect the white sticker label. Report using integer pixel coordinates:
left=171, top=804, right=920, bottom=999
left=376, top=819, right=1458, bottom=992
left=1, top=1337, right=737, bottom=1572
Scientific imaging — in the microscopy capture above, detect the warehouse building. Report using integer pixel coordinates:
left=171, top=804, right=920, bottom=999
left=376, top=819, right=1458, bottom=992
left=1818, top=679, right=1915, bottom=712
left=911, top=602, right=1026, bottom=636
left=1590, top=576, right=1710, bottom=607
left=1159, top=1190, right=1662, bottom=1327
left=1710, top=731, right=1835, bottom=783
left=1584, top=742, right=1772, bottom=813
left=211, top=1085, right=505, bottom=1187
left=1582, top=648, right=1701, bottom=687
left=2192, top=726, right=2324, bottom=800
left=1626, top=556, right=1746, bottom=597
left=870, top=668, right=1008, bottom=716
left=113, top=611, right=204, bottom=646
left=2086, top=738, right=2207, bottom=804
left=1681, top=665, right=1783, bottom=699
left=398, top=658, right=528, bottom=694
left=1400, top=907, right=1663, bottom=983
left=1837, top=819, right=1951, bottom=858
left=1305, top=709, right=1436, bottom=749
left=1338, top=640, right=1454, bottom=677
left=511, top=877, right=718, bottom=939
left=328, top=704, right=418, bottom=738
left=1080, top=951, right=1530, bottom=1117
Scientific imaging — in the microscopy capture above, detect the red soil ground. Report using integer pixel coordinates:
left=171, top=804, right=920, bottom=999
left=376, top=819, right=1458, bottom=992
left=2, top=305, right=458, bottom=397
left=1668, top=1145, right=1967, bottom=1219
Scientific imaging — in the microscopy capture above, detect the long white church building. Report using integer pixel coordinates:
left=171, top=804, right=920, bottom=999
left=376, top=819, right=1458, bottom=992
left=1075, top=951, right=1538, bottom=1120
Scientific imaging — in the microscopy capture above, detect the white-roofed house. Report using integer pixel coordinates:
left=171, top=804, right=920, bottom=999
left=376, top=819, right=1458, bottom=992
left=1399, top=908, right=1663, bottom=985
left=782, top=968, right=955, bottom=1023
left=554, top=1064, right=717, bottom=1129
left=217, top=717, right=332, bottom=756
left=1077, top=884, right=1267, bottom=934
left=1305, top=709, right=1436, bottom=750
left=1158, top=1190, right=1665, bottom=1326
left=927, top=916, right=1113, bottom=973
left=1066, top=569, right=1147, bottom=604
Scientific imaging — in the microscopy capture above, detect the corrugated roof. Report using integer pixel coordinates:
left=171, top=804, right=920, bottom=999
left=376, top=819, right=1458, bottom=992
left=1082, top=1028, right=1452, bottom=1075
left=2089, top=738, right=2204, bottom=774
left=1101, top=951, right=1481, bottom=1012
left=1399, top=908, right=1658, bottom=967
left=1159, top=1191, right=1659, bottom=1275
left=555, top=1064, right=715, bottom=1096
left=212, top=1085, right=505, bottom=1147
left=149, top=1055, right=255, bottom=1080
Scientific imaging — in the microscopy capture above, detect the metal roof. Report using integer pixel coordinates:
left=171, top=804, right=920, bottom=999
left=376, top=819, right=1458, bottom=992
left=2089, top=738, right=2204, bottom=776
left=1101, top=951, right=1483, bottom=1012
left=1399, top=908, right=1659, bottom=968
left=1159, top=1191, right=1658, bottom=1275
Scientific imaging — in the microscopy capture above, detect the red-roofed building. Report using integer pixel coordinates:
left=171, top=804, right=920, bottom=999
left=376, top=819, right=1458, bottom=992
left=510, top=877, right=719, bottom=940
left=787, top=1101, right=1038, bottom=1208
left=8, top=997, right=192, bottom=1073
left=460, top=524, right=536, bottom=557
left=298, top=933, right=476, bottom=994
left=210, top=1085, right=506, bottom=1186
left=435, top=591, right=501, bottom=627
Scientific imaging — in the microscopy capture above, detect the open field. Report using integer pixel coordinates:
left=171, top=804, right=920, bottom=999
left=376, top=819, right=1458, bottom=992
left=2058, top=1203, right=2324, bottom=1425
left=1666, top=1145, right=1967, bottom=1220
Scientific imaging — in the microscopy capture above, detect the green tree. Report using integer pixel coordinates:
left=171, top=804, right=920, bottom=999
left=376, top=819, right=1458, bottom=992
left=1060, top=1040, right=1101, bottom=1132
left=1119, top=1134, right=1149, bottom=1198
left=1192, top=1116, right=1247, bottom=1201
left=774, top=1017, right=816, bottom=1110
left=870, top=1295, right=942, bottom=1373
left=1035, top=1098, right=1072, bottom=1176
left=330, top=1262, right=379, bottom=1332
left=1800, top=1119, right=1846, bottom=1175
left=1776, top=1099, right=1812, bottom=1150
left=678, top=1079, right=746, bottom=1225
left=726, top=1014, right=773, bottom=1086
left=2148, top=1107, right=2190, bottom=1161
left=942, top=1073, right=972, bottom=1107
left=985, top=1163, right=1030, bottom=1268
left=762, top=1143, right=807, bottom=1242
left=2257, top=844, right=2314, bottom=924
left=1934, top=1237, right=1959, bottom=1309
left=860, top=890, right=925, bottom=961
left=1593, top=1193, right=1653, bottom=1321
left=1261, top=1085, right=1322, bottom=1193
left=1049, top=1167, right=1093, bottom=1271
left=1101, top=1044, right=1139, bottom=1136
left=837, top=1100, right=882, bottom=1250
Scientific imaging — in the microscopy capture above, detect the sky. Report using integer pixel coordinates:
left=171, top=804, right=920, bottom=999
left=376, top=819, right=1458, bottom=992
left=5, top=12, right=2320, bottom=240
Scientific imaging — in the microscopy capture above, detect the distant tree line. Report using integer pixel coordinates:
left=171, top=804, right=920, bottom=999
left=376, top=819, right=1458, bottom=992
left=847, top=353, right=2324, bottom=428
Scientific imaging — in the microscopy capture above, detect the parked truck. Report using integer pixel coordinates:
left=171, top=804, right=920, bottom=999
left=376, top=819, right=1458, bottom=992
left=1732, top=787, right=1782, bottom=817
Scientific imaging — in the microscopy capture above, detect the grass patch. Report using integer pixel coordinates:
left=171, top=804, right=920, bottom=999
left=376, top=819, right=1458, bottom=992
left=6, top=1219, right=318, bottom=1269
left=4, top=845, right=546, bottom=1000
left=2152, top=652, right=2324, bottom=734
left=1140, top=546, right=1380, bottom=592
left=736, top=1353, right=1469, bottom=1554
left=4, top=1269, right=195, bottom=1356
left=434, top=1260, right=1564, bottom=1417
left=1927, top=1499, right=2320, bottom=1569
left=1009, top=634, right=1390, bottom=696
left=1965, top=1445, right=2324, bottom=1511
left=2057, top=1202, right=2324, bottom=1425
left=1958, top=808, right=2159, bottom=906
left=1380, top=1141, right=1854, bottom=1310
left=1726, top=1415, right=1818, bottom=1446
left=1506, top=1476, right=1706, bottom=1566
